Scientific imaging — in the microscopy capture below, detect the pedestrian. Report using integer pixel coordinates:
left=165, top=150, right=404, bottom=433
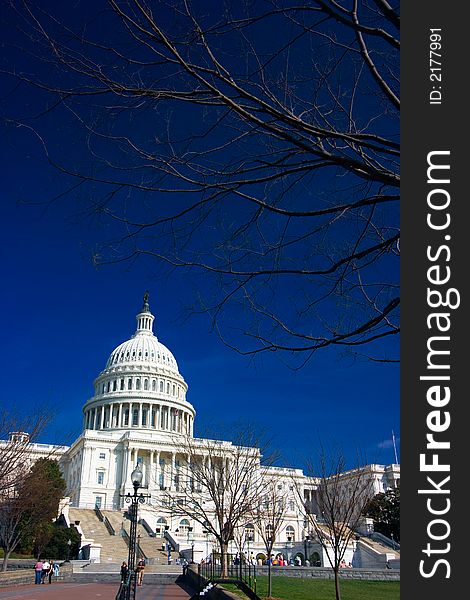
left=48, top=561, right=55, bottom=584
left=41, top=559, right=51, bottom=584
left=53, top=561, right=60, bottom=578
left=120, top=561, right=128, bottom=583
left=34, top=559, right=43, bottom=585
left=136, top=558, right=145, bottom=586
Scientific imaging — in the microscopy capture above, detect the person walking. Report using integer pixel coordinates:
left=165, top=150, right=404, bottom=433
left=120, top=561, right=128, bottom=584
left=34, top=559, right=43, bottom=585
left=41, top=559, right=50, bottom=584
left=48, top=561, right=57, bottom=583
left=136, top=558, right=145, bottom=586
left=53, top=561, right=60, bottom=578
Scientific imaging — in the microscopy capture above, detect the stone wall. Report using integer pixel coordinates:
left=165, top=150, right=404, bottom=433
left=255, top=565, right=400, bottom=581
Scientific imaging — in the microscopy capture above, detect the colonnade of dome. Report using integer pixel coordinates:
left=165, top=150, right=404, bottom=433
left=82, top=293, right=195, bottom=436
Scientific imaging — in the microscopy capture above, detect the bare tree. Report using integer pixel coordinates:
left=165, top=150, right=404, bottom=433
left=159, top=429, right=276, bottom=577
left=3, top=0, right=400, bottom=364
left=295, top=449, right=374, bottom=600
left=0, top=412, right=49, bottom=493
left=252, top=478, right=287, bottom=599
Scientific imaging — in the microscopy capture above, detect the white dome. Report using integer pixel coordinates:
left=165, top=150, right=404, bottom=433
left=83, top=293, right=195, bottom=436
left=106, top=334, right=179, bottom=373
left=103, top=292, right=179, bottom=375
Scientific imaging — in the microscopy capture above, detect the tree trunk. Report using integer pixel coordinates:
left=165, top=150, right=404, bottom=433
left=334, top=566, right=342, bottom=600
left=2, top=550, right=12, bottom=572
left=268, top=559, right=272, bottom=598
left=220, top=542, right=229, bottom=578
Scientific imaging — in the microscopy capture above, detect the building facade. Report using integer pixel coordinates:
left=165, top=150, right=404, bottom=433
left=1, top=293, right=399, bottom=566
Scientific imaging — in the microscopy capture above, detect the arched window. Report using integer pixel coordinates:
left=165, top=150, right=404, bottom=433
left=107, top=381, right=110, bottom=393
left=266, top=524, right=274, bottom=541
left=286, top=526, right=295, bottom=542
left=152, top=379, right=156, bottom=391
left=120, top=378, right=125, bottom=390
left=159, top=380, right=164, bottom=392
left=113, top=380, right=117, bottom=391
left=156, top=517, right=167, bottom=536
left=178, top=519, right=190, bottom=535
left=245, top=524, right=255, bottom=542
left=136, top=379, right=141, bottom=390
left=128, top=378, right=133, bottom=390
left=166, top=382, right=170, bottom=394
left=144, top=379, right=149, bottom=391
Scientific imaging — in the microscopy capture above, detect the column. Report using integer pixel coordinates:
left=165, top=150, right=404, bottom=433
left=138, top=403, right=143, bottom=427
left=171, top=453, right=176, bottom=491
left=155, top=451, right=160, bottom=489
left=129, top=402, right=133, bottom=426
left=118, top=403, right=123, bottom=428
left=121, top=446, right=129, bottom=493
left=100, top=405, right=105, bottom=429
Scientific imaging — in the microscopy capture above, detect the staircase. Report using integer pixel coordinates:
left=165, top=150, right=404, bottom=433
left=69, top=508, right=129, bottom=563
left=69, top=508, right=179, bottom=564
left=356, top=536, right=399, bottom=568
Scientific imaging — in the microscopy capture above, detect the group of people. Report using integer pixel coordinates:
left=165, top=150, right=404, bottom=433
left=120, top=558, right=146, bottom=586
left=34, top=559, right=59, bottom=584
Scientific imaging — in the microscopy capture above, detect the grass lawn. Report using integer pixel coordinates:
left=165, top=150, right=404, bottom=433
left=222, top=576, right=400, bottom=600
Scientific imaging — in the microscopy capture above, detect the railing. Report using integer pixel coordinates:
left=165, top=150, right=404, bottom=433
left=95, top=507, right=116, bottom=536
left=199, top=559, right=261, bottom=600
left=122, top=529, right=147, bottom=561
left=370, top=532, right=400, bottom=551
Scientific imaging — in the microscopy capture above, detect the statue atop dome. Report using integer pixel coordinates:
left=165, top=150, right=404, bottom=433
left=142, top=290, right=150, bottom=313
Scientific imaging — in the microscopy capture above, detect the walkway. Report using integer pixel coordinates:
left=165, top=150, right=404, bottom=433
left=0, top=583, right=194, bottom=600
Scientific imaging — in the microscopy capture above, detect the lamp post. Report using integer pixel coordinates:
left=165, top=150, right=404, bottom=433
left=121, top=465, right=150, bottom=600
left=66, top=539, right=72, bottom=562
left=286, top=537, right=293, bottom=565
left=246, top=533, right=253, bottom=564
left=303, top=534, right=310, bottom=566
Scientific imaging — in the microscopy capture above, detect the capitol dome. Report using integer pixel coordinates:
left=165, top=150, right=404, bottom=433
left=82, top=293, right=195, bottom=436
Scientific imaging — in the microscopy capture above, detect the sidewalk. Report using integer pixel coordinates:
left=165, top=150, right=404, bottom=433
left=0, top=582, right=194, bottom=600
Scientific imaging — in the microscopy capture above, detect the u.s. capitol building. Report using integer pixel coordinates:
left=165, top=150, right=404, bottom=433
left=5, top=294, right=400, bottom=567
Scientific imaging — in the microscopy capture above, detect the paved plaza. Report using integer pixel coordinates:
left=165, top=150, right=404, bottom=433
left=0, top=583, right=194, bottom=600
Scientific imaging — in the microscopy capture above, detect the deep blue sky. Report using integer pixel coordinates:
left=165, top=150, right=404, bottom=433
left=0, top=0, right=399, bottom=472
left=1, top=194, right=399, bottom=470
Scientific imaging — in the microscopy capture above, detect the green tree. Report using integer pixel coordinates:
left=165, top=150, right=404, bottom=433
left=363, top=487, right=400, bottom=542
left=41, top=523, right=81, bottom=561
left=0, top=458, right=65, bottom=570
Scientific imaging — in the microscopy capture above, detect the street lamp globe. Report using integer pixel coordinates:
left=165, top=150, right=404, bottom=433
left=131, top=466, right=143, bottom=489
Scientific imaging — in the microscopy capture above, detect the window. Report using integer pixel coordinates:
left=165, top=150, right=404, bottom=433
left=144, top=379, right=149, bottom=391
left=151, top=410, right=156, bottom=427
left=166, top=382, right=170, bottom=394
left=132, top=409, right=139, bottom=426
left=124, top=409, right=129, bottom=426
left=156, top=517, right=167, bottom=536
left=286, top=526, right=295, bottom=542
left=128, top=378, right=133, bottom=390
left=113, top=380, right=117, bottom=391
left=99, top=452, right=106, bottom=460
left=136, top=379, right=141, bottom=390
left=178, top=519, right=190, bottom=534
left=120, top=378, right=125, bottom=390
left=152, top=380, right=156, bottom=391
left=95, top=496, right=102, bottom=509
left=159, top=381, right=164, bottom=392
left=97, top=471, right=105, bottom=485
left=142, top=409, right=148, bottom=426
